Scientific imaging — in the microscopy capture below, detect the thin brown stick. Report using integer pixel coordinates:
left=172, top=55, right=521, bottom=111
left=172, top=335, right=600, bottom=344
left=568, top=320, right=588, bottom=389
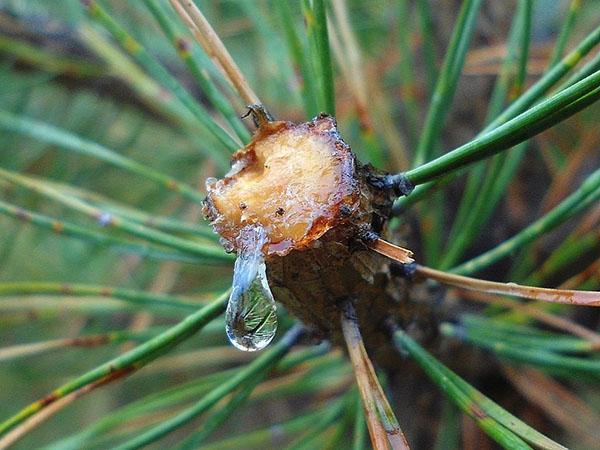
left=0, top=367, right=130, bottom=450
left=341, top=302, right=410, bottom=450
left=415, top=265, right=600, bottom=306
left=328, top=0, right=410, bottom=170
left=0, top=390, right=79, bottom=449
left=170, top=0, right=260, bottom=105
left=0, top=334, right=111, bottom=362
left=571, top=205, right=600, bottom=238
left=560, top=258, right=600, bottom=289
left=369, top=239, right=414, bottom=264
left=540, top=134, right=598, bottom=213
left=454, top=290, right=600, bottom=348
left=330, top=0, right=369, bottom=120
left=370, top=239, right=598, bottom=305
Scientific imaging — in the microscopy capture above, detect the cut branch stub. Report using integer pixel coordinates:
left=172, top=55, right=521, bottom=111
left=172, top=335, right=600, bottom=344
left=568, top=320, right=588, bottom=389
left=204, top=113, right=363, bottom=256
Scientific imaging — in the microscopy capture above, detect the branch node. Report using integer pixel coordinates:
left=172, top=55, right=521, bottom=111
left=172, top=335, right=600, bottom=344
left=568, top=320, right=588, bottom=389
left=390, top=261, right=417, bottom=280
left=391, top=173, right=415, bottom=197
left=366, top=172, right=414, bottom=197
left=339, top=297, right=359, bottom=323
left=357, top=224, right=380, bottom=243
left=242, top=104, right=274, bottom=128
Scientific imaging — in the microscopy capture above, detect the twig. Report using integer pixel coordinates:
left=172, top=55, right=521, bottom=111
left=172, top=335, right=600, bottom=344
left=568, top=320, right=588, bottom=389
left=0, top=389, right=81, bottom=449
left=415, top=265, right=600, bottom=306
left=340, top=302, right=410, bottom=450
left=170, top=0, right=260, bottom=105
left=370, top=239, right=599, bottom=307
left=0, top=282, right=202, bottom=311
left=368, top=239, right=414, bottom=264
left=0, top=294, right=228, bottom=438
left=0, top=330, right=157, bottom=362
left=539, top=133, right=598, bottom=213
left=560, top=259, right=600, bottom=289
left=330, top=0, right=362, bottom=102
left=328, top=0, right=388, bottom=166
left=453, top=290, right=600, bottom=348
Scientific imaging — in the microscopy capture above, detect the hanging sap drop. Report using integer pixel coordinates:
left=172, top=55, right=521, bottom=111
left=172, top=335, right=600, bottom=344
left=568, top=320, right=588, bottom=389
left=226, top=262, right=277, bottom=351
left=226, top=225, right=278, bottom=351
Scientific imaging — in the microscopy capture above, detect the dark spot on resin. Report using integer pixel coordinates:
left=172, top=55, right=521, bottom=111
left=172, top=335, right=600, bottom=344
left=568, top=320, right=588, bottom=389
left=339, top=204, right=352, bottom=217
left=358, top=224, right=379, bottom=243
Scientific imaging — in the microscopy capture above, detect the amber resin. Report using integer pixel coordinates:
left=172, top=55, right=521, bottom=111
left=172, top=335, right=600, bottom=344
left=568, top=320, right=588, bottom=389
left=203, top=114, right=359, bottom=256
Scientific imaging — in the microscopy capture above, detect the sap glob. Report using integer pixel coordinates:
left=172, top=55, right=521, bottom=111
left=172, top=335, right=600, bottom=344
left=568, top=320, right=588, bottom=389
left=225, top=225, right=277, bottom=351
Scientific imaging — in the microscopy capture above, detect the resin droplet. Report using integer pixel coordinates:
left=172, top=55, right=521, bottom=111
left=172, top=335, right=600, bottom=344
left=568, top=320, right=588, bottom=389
left=226, top=225, right=277, bottom=351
